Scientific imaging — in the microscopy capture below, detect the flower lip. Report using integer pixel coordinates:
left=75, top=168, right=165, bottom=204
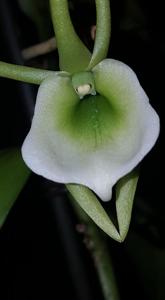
left=22, top=59, right=160, bottom=202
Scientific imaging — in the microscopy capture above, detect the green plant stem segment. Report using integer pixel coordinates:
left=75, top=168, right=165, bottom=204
left=87, top=0, right=111, bottom=70
left=71, top=200, right=120, bottom=300
left=0, top=61, right=56, bottom=84
left=50, top=0, right=91, bottom=73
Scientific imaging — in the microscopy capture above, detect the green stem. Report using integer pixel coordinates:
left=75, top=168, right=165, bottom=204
left=71, top=199, right=120, bottom=300
left=50, top=0, right=91, bottom=73
left=0, top=61, right=57, bottom=84
left=87, top=0, right=111, bottom=70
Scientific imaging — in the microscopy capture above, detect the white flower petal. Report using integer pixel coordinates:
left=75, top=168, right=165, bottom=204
left=22, top=60, right=160, bottom=201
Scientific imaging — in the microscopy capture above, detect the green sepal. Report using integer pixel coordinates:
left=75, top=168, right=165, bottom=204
left=0, top=61, right=63, bottom=85
left=67, top=169, right=139, bottom=242
left=116, top=169, right=139, bottom=241
left=87, top=0, right=111, bottom=70
left=50, top=0, right=91, bottom=73
left=66, top=184, right=121, bottom=242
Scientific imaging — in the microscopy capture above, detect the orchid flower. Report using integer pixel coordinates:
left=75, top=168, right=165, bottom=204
left=0, top=0, right=159, bottom=241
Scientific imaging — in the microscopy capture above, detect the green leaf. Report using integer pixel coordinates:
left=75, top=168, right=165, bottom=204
left=66, top=184, right=121, bottom=242
left=50, top=0, right=91, bottom=73
left=0, top=148, right=30, bottom=227
left=116, top=169, right=139, bottom=241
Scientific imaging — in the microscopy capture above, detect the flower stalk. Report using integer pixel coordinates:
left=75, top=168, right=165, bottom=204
left=71, top=198, right=120, bottom=300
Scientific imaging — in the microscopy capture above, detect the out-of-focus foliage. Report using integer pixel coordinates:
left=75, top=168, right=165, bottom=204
left=0, top=148, right=30, bottom=227
left=18, top=0, right=52, bottom=40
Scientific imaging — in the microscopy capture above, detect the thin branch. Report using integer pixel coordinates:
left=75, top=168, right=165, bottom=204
left=22, top=37, right=56, bottom=60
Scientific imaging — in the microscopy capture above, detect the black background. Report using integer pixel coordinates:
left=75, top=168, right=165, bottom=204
left=0, top=0, right=163, bottom=299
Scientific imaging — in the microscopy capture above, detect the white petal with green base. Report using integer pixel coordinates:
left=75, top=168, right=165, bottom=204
left=22, top=59, right=160, bottom=201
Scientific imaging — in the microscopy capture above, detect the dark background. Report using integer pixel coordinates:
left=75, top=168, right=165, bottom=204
left=0, top=0, right=163, bottom=299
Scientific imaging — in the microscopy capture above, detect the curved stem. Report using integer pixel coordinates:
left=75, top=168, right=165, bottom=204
left=87, top=0, right=111, bottom=70
left=70, top=199, right=120, bottom=300
left=0, top=61, right=58, bottom=84
left=22, top=37, right=56, bottom=60
left=50, top=0, right=91, bottom=73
